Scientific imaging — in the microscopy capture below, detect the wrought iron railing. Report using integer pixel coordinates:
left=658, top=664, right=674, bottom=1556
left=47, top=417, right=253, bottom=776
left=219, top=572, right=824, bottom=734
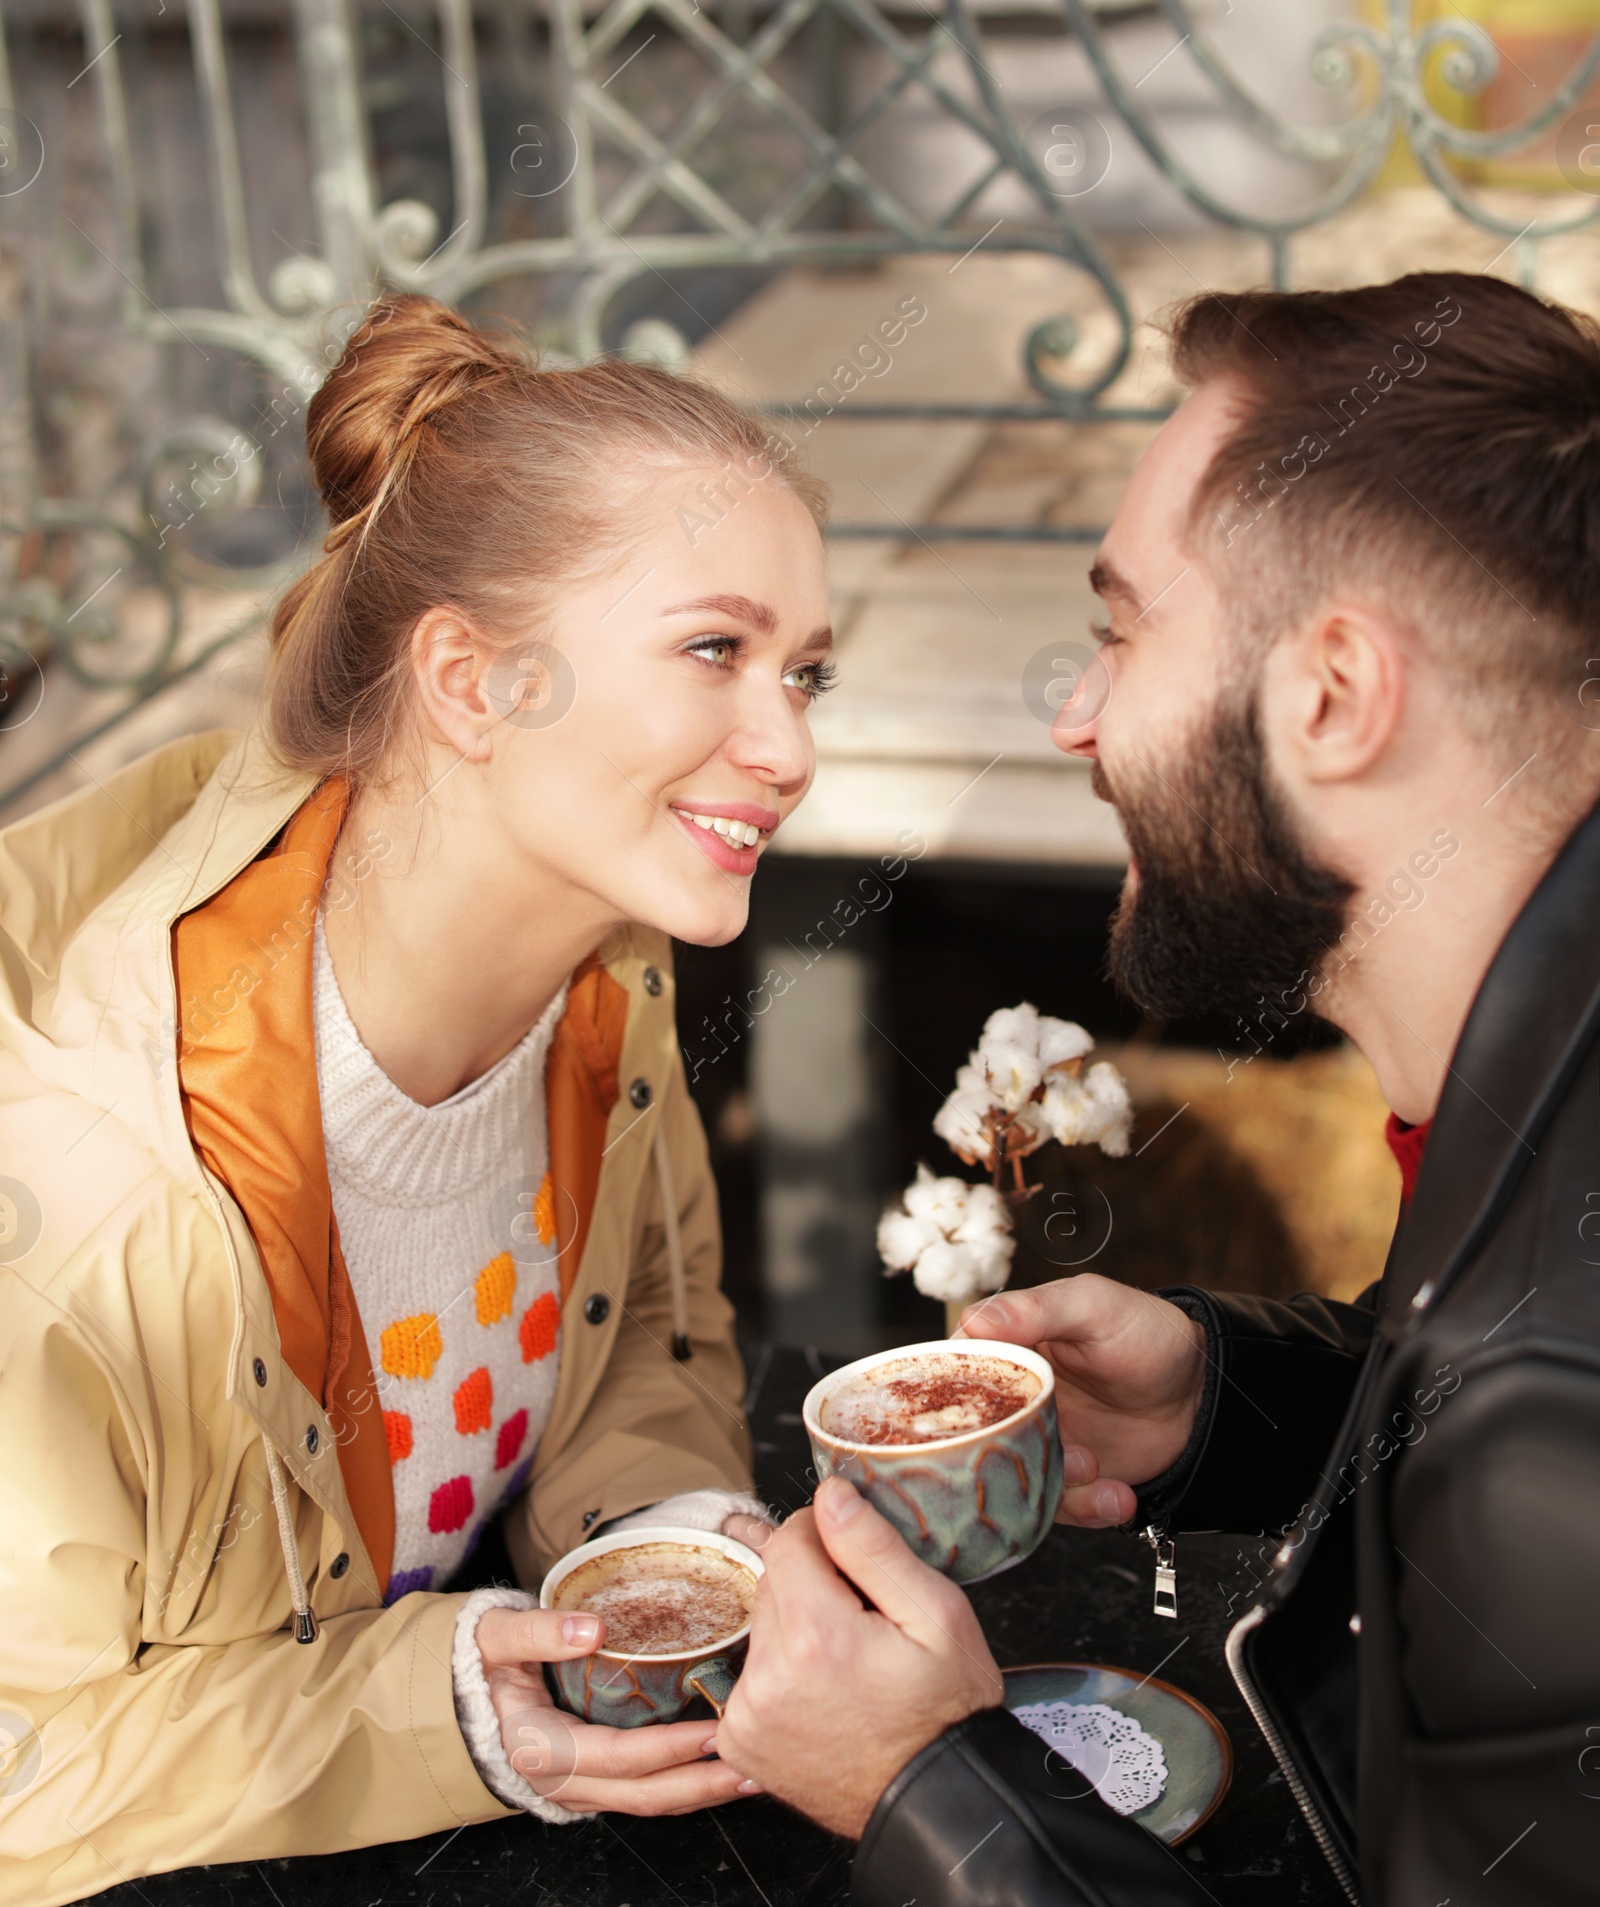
left=3, top=0, right=1600, bottom=803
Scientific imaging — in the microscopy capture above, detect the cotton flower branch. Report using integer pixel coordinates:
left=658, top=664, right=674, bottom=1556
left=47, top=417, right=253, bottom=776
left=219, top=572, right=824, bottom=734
left=876, top=1166, right=1016, bottom=1305
left=879, top=1004, right=1132, bottom=1306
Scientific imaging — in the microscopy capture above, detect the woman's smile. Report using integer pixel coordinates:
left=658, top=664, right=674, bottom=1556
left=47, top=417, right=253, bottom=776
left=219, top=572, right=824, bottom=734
left=669, top=797, right=781, bottom=874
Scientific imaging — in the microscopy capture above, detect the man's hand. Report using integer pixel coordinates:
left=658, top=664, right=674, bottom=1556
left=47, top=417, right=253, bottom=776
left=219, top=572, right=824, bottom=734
left=476, top=1607, right=760, bottom=1816
left=716, top=1479, right=1003, bottom=1838
left=960, top=1275, right=1207, bottom=1527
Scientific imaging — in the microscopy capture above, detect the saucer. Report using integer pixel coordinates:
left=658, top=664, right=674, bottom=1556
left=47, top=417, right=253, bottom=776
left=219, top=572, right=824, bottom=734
left=1001, top=1663, right=1233, bottom=1845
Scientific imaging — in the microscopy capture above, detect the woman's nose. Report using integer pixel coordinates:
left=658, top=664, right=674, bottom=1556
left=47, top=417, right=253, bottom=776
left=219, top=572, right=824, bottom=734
left=728, top=686, right=813, bottom=791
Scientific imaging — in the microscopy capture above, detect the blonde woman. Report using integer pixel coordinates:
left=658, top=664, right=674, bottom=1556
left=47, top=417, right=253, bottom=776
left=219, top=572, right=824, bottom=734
left=0, top=297, right=832, bottom=1902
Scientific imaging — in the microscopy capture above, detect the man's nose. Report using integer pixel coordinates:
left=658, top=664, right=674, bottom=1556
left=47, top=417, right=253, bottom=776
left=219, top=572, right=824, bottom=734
left=1049, top=654, right=1111, bottom=758
left=1052, top=704, right=1098, bottom=758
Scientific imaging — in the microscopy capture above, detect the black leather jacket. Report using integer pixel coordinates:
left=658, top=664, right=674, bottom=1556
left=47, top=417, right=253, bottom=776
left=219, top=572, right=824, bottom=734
left=854, top=797, right=1600, bottom=1907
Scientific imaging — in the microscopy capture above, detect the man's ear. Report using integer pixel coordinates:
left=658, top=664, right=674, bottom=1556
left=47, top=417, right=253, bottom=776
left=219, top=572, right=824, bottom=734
left=1265, top=603, right=1405, bottom=787
left=408, top=607, right=501, bottom=762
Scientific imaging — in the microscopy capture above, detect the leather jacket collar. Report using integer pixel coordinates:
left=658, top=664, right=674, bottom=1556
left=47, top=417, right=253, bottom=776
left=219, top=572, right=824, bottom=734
left=1386, top=789, right=1600, bottom=1323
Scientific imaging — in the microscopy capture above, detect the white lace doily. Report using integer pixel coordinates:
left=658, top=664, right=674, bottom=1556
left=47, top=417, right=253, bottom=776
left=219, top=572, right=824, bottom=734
left=1011, top=1700, right=1169, bottom=1816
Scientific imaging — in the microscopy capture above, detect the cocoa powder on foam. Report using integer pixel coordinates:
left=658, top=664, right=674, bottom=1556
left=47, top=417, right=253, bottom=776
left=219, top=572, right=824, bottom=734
left=822, top=1352, right=1039, bottom=1446
left=556, top=1544, right=754, bottom=1655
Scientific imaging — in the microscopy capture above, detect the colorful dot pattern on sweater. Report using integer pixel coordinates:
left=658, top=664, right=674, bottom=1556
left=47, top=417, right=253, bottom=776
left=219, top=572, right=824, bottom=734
left=519, top=1290, right=560, bottom=1363
left=474, top=1253, right=516, bottom=1325
left=454, top=1366, right=493, bottom=1436
left=367, top=1249, right=561, bottom=1587
left=384, top=1565, right=434, bottom=1605
left=380, top=1312, right=442, bottom=1380
left=534, top=1174, right=557, bottom=1245
left=495, top=1408, right=529, bottom=1470
left=429, top=1474, right=475, bottom=1534
left=370, top=1252, right=561, bottom=1586
left=314, top=915, right=568, bottom=1606
left=384, top=1410, right=413, bottom=1462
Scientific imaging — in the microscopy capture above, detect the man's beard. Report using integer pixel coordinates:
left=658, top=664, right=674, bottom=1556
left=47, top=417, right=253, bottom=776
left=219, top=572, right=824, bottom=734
left=1097, top=686, right=1353, bottom=1040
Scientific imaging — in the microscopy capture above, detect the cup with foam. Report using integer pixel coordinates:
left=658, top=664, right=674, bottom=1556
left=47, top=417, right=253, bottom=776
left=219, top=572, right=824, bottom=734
left=539, top=1525, right=763, bottom=1727
left=803, top=1340, right=1063, bottom=1583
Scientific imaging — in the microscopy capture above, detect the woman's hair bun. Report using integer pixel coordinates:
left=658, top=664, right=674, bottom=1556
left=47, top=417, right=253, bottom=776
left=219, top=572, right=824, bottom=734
left=307, top=295, right=526, bottom=528
left=269, top=291, right=825, bottom=788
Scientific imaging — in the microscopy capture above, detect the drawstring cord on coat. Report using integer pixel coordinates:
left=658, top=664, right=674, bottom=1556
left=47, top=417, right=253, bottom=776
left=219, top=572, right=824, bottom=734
left=263, top=1438, right=320, bottom=1644
left=653, top=1125, right=693, bottom=1362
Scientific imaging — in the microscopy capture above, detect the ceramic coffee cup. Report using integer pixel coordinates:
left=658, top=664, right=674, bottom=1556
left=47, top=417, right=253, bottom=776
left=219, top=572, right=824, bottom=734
left=803, top=1339, right=1063, bottom=1584
left=538, top=1525, right=763, bottom=1729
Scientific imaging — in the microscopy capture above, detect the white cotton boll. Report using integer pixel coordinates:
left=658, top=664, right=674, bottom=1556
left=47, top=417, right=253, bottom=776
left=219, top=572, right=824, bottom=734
left=1036, top=1016, right=1095, bottom=1070
left=934, top=1087, right=994, bottom=1162
left=951, top=1182, right=1016, bottom=1292
left=1038, top=1073, right=1095, bottom=1148
left=952, top=1054, right=1006, bottom=1120
left=886, top=1167, right=1019, bottom=1301
left=877, top=1206, right=934, bottom=1272
left=952, top=1179, right=1009, bottom=1239
left=981, top=1003, right=1041, bottom=1056
left=969, top=1227, right=1016, bottom=1292
left=910, top=1238, right=985, bottom=1305
left=1084, top=1060, right=1133, bottom=1157
left=927, top=1177, right=976, bottom=1235
left=899, top=1162, right=942, bottom=1219
left=1039, top=1061, right=1133, bottom=1155
left=981, top=1039, right=1044, bottom=1113
left=902, top=1163, right=972, bottom=1232
left=953, top=1058, right=988, bottom=1097
left=1009, top=1101, right=1051, bottom=1157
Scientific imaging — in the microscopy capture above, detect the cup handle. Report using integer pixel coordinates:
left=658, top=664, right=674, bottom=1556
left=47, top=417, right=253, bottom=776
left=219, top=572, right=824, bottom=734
left=683, top=1655, right=737, bottom=1718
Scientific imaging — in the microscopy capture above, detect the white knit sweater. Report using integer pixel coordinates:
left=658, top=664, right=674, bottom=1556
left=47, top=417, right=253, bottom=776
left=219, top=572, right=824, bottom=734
left=314, top=912, right=571, bottom=1597
left=312, top=912, right=764, bottom=1816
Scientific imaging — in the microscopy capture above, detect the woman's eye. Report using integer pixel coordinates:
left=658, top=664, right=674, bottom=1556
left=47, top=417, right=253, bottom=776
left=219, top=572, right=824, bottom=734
left=687, top=636, right=738, bottom=668
left=784, top=659, right=838, bottom=700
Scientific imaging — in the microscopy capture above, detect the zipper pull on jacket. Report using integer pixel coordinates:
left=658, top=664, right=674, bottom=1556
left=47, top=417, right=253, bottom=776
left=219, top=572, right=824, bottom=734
left=1144, top=1524, right=1178, bottom=1619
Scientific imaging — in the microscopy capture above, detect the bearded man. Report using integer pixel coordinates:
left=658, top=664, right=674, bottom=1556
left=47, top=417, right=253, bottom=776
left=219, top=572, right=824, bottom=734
left=716, top=271, right=1600, bottom=1905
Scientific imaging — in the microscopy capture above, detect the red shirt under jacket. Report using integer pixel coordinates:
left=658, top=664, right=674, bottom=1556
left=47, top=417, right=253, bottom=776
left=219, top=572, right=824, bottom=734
left=1384, top=1112, right=1432, bottom=1204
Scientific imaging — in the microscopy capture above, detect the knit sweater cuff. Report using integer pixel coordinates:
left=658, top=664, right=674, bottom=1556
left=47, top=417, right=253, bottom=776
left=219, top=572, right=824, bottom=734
left=451, top=1588, right=583, bottom=1826
left=605, top=1488, right=772, bottom=1536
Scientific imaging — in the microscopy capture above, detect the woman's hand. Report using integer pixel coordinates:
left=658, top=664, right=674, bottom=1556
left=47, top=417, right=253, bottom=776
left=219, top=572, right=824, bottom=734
left=721, top=1512, right=776, bottom=1551
left=960, top=1276, right=1207, bottom=1528
left=475, top=1607, right=761, bottom=1815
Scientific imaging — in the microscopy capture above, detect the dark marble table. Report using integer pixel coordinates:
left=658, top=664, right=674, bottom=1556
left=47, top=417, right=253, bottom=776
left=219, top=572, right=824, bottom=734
left=93, top=1346, right=1331, bottom=1907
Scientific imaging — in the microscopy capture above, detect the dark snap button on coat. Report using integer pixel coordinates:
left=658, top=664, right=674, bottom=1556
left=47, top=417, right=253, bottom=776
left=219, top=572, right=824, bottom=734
left=584, top=1294, right=611, bottom=1325
left=329, top=1553, right=349, bottom=1579
left=628, top=1077, right=652, bottom=1109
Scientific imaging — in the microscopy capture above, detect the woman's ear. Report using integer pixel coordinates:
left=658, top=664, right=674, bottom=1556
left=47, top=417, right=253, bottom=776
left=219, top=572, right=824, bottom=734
left=1266, top=603, right=1406, bottom=787
left=409, top=607, right=501, bottom=762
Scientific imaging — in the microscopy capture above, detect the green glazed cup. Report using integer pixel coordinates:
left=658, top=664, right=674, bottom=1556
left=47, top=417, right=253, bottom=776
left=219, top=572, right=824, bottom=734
left=538, top=1526, right=762, bottom=1729
left=804, top=1339, right=1064, bottom=1584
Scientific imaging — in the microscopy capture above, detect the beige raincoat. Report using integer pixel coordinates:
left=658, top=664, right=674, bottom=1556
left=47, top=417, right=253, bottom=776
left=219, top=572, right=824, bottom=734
left=0, top=727, right=752, bottom=1903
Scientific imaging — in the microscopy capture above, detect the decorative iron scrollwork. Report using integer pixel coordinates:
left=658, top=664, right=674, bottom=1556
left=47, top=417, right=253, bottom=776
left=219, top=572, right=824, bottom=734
left=6, top=0, right=1600, bottom=797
